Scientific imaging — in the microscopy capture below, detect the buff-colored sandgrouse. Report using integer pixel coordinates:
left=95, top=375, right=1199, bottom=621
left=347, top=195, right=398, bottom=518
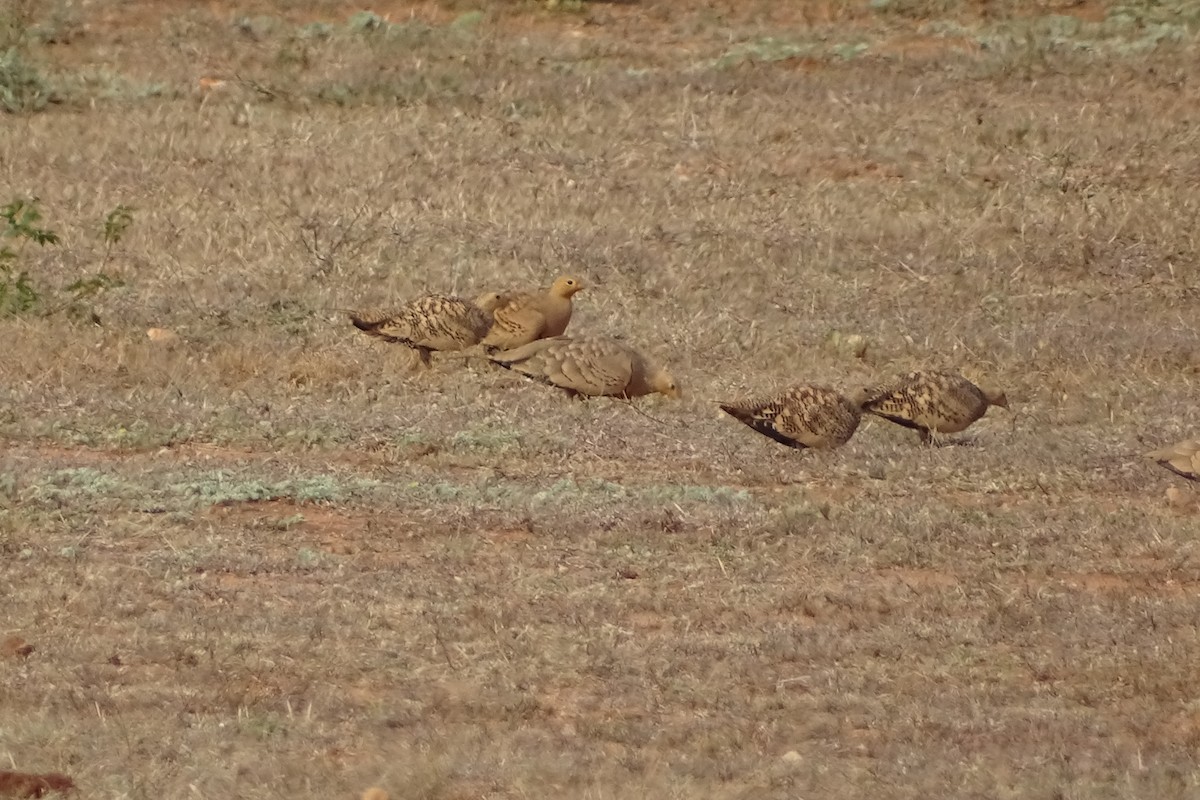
left=1147, top=439, right=1200, bottom=482
left=851, top=370, right=1008, bottom=444
left=488, top=335, right=680, bottom=400
left=720, top=385, right=862, bottom=451
left=480, top=275, right=584, bottom=350
left=344, top=291, right=503, bottom=366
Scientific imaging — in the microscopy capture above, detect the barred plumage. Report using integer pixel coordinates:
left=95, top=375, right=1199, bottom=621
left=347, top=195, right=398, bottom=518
left=344, top=293, right=497, bottom=365
left=488, top=335, right=680, bottom=400
left=720, top=385, right=861, bottom=450
left=851, top=370, right=1008, bottom=443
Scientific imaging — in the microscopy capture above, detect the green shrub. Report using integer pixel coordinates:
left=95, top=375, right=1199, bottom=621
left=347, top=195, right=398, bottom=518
left=0, top=198, right=57, bottom=314
left=0, top=46, right=57, bottom=113
left=0, top=198, right=129, bottom=319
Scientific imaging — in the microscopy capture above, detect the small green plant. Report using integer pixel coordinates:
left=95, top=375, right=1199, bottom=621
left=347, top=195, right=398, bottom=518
left=0, top=198, right=128, bottom=319
left=101, top=203, right=134, bottom=246
left=0, top=1, right=62, bottom=113
left=347, top=11, right=388, bottom=33
left=0, top=197, right=57, bottom=314
left=299, top=21, right=334, bottom=40
left=60, top=272, right=121, bottom=316
left=170, top=472, right=361, bottom=506
left=296, top=547, right=322, bottom=567
left=0, top=0, right=36, bottom=50
left=233, top=15, right=283, bottom=40
left=714, top=38, right=816, bottom=69
left=56, top=204, right=134, bottom=314
left=867, top=0, right=957, bottom=18
left=450, top=426, right=523, bottom=453
left=274, top=514, right=306, bottom=531
left=451, top=11, right=485, bottom=29
left=0, top=46, right=58, bottom=112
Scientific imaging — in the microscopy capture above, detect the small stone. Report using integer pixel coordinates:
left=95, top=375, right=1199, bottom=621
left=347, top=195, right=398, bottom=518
left=844, top=334, right=870, bottom=359
left=825, top=330, right=872, bottom=359
left=1165, top=487, right=1197, bottom=511
left=146, top=327, right=180, bottom=345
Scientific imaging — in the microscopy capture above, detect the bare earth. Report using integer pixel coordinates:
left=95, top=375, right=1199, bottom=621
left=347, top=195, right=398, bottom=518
left=2, top=1, right=1199, bottom=797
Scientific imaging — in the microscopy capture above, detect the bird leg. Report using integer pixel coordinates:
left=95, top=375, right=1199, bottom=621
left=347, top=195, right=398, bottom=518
left=403, top=347, right=432, bottom=373
left=920, top=429, right=953, bottom=447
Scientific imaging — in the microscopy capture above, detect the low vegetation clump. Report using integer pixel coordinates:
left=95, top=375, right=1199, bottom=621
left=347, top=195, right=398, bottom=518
left=0, top=198, right=129, bottom=320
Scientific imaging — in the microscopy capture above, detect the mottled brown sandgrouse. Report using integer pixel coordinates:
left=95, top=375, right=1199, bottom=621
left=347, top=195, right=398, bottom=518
left=480, top=275, right=584, bottom=350
left=720, top=385, right=862, bottom=451
left=344, top=291, right=501, bottom=365
left=851, top=370, right=1008, bottom=444
left=1147, top=439, right=1200, bottom=482
left=488, top=335, right=680, bottom=400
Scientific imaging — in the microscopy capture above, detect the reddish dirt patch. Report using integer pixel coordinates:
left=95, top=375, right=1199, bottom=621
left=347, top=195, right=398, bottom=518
left=671, top=154, right=734, bottom=183
left=1028, top=0, right=1109, bottom=22
left=877, top=34, right=981, bottom=60
left=771, top=155, right=906, bottom=183
left=485, top=526, right=535, bottom=546
left=1052, top=571, right=1134, bottom=592
left=0, top=771, right=75, bottom=799
left=627, top=610, right=668, bottom=631
left=205, top=498, right=377, bottom=556
left=51, top=0, right=1003, bottom=68
left=73, top=0, right=636, bottom=44
left=1165, top=487, right=1200, bottom=512
left=878, top=567, right=961, bottom=590
left=820, top=157, right=907, bottom=182
left=1155, top=709, right=1200, bottom=747
left=879, top=564, right=1200, bottom=597
left=764, top=55, right=830, bottom=73
left=1049, top=570, right=1200, bottom=596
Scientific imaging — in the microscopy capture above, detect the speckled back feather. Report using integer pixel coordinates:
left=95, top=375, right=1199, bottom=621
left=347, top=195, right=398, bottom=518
left=346, top=294, right=493, bottom=357
left=720, top=385, right=861, bottom=450
left=854, top=370, right=1006, bottom=439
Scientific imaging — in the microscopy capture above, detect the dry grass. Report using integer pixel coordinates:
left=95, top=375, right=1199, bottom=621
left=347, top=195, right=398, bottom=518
left=2, top=1, right=1200, bottom=797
